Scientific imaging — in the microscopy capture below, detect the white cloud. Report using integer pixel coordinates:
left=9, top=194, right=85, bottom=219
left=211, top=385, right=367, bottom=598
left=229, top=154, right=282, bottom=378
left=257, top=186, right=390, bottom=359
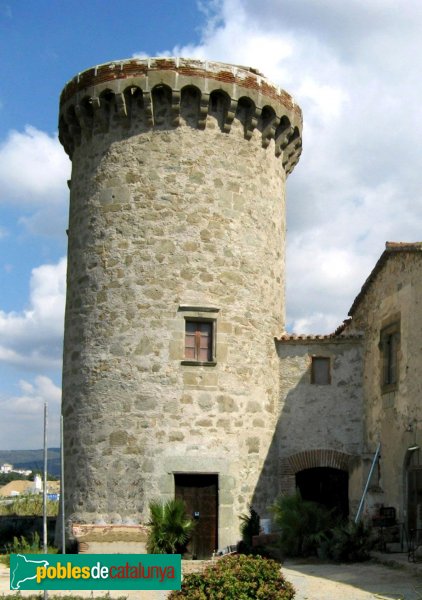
left=138, top=0, right=422, bottom=333
left=0, top=257, right=66, bottom=369
left=0, top=126, right=70, bottom=206
left=0, top=376, right=61, bottom=449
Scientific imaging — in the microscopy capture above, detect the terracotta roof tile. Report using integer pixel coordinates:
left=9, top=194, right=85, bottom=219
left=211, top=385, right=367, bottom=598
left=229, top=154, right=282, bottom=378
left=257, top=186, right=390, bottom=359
left=275, top=319, right=361, bottom=342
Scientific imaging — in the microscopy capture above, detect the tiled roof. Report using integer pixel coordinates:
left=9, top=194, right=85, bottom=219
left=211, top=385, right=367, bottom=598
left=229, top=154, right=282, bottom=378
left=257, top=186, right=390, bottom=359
left=276, top=317, right=363, bottom=342
left=348, top=241, right=422, bottom=316
left=276, top=333, right=362, bottom=342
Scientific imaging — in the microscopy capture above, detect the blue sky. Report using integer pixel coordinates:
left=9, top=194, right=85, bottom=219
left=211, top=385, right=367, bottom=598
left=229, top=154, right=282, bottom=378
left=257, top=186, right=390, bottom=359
left=1, top=0, right=421, bottom=449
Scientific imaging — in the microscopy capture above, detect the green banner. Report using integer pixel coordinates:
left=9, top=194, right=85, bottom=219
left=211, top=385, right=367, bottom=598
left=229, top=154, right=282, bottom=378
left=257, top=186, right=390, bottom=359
left=10, top=554, right=181, bottom=591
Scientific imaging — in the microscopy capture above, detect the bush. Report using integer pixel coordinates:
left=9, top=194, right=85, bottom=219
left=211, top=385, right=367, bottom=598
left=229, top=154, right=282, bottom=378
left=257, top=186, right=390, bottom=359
left=272, top=493, right=335, bottom=557
left=0, top=494, right=58, bottom=516
left=146, top=498, right=194, bottom=554
left=169, top=554, right=295, bottom=600
left=318, top=521, right=373, bottom=562
left=3, top=532, right=58, bottom=567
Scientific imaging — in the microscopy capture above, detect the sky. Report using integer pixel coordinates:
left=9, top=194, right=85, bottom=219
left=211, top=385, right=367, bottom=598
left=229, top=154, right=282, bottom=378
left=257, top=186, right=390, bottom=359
left=0, top=0, right=421, bottom=449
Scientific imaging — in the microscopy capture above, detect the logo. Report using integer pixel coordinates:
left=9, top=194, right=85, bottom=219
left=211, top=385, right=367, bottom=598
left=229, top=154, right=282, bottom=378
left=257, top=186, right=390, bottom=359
left=10, top=554, right=181, bottom=591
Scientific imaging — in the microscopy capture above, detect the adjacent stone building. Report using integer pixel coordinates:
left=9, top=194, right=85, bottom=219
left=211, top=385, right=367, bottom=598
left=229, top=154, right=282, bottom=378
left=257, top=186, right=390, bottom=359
left=58, top=57, right=421, bottom=555
left=274, top=243, right=422, bottom=537
left=346, top=243, right=422, bottom=532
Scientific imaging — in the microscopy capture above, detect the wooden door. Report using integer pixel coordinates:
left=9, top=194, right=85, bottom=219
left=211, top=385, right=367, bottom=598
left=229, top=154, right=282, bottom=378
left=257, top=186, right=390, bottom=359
left=175, top=473, right=218, bottom=559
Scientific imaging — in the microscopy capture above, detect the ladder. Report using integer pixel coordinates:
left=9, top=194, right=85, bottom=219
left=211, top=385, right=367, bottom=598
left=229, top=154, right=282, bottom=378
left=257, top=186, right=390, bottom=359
left=355, top=442, right=381, bottom=524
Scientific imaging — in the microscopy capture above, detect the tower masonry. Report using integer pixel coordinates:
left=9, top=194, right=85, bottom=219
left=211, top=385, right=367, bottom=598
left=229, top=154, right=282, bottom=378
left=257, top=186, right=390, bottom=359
left=59, top=57, right=302, bottom=554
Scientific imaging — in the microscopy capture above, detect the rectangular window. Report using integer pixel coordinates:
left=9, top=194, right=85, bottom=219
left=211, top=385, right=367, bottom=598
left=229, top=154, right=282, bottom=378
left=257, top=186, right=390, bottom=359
left=380, top=322, right=400, bottom=391
left=311, top=356, right=331, bottom=385
left=185, top=320, right=213, bottom=362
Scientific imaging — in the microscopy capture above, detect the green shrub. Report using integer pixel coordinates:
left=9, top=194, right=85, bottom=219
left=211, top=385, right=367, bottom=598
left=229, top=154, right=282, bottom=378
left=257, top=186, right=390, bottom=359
left=239, top=506, right=260, bottom=550
left=272, top=493, right=335, bottom=557
left=3, top=532, right=58, bottom=567
left=318, top=521, right=373, bottom=562
left=146, top=498, right=195, bottom=554
left=0, top=494, right=58, bottom=516
left=169, top=554, right=295, bottom=600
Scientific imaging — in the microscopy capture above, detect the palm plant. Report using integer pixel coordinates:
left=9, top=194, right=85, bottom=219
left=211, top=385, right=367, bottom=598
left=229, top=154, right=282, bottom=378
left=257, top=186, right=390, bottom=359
left=147, top=498, right=195, bottom=554
left=272, top=492, right=335, bottom=557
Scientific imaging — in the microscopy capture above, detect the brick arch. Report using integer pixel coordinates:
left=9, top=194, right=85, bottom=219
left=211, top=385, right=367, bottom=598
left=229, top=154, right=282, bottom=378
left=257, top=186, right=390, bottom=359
left=279, top=449, right=353, bottom=497
left=288, top=449, right=351, bottom=474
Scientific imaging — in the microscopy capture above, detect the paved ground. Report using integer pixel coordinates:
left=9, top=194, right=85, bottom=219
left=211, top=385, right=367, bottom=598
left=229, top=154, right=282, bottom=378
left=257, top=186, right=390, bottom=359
left=0, top=555, right=421, bottom=599
left=282, top=557, right=422, bottom=600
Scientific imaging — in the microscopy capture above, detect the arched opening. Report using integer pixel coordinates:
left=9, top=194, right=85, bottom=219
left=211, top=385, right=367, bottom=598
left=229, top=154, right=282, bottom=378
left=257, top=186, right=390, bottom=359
left=296, top=467, right=349, bottom=518
left=208, top=90, right=230, bottom=130
left=123, top=86, right=144, bottom=126
left=180, top=85, right=201, bottom=127
left=152, top=84, right=172, bottom=127
left=257, top=105, right=276, bottom=132
left=235, top=96, right=256, bottom=138
left=99, top=89, right=116, bottom=127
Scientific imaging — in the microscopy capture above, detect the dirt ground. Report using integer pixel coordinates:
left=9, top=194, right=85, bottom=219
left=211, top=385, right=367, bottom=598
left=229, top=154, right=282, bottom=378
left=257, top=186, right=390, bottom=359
left=1, top=556, right=421, bottom=599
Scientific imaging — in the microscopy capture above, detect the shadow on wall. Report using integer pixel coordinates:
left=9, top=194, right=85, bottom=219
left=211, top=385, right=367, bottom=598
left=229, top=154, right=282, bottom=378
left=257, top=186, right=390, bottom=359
left=250, top=338, right=364, bottom=523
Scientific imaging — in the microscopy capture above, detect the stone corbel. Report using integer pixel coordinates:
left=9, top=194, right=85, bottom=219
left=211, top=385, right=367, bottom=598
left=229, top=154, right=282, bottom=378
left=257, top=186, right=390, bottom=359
left=275, top=125, right=294, bottom=157
left=115, top=92, right=129, bottom=122
left=143, top=92, right=154, bottom=127
left=171, top=90, right=181, bottom=127
left=244, top=106, right=260, bottom=140
left=198, top=93, right=210, bottom=130
left=261, top=116, right=280, bottom=149
left=222, top=98, right=238, bottom=134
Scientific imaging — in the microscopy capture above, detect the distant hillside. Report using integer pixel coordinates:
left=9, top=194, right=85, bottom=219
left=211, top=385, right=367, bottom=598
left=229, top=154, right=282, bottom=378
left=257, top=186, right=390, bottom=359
left=0, top=448, right=61, bottom=477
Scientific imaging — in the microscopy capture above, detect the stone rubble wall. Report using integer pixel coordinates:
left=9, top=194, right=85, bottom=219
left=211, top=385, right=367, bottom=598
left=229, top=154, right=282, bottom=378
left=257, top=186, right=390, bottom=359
left=60, top=58, right=303, bottom=548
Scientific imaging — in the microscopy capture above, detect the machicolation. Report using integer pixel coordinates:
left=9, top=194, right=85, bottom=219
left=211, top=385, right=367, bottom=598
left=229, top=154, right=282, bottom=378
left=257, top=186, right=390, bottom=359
left=59, top=57, right=302, bottom=173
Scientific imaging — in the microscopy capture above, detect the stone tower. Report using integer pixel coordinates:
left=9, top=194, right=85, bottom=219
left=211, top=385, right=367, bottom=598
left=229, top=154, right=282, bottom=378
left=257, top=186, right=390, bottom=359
left=59, top=58, right=302, bottom=554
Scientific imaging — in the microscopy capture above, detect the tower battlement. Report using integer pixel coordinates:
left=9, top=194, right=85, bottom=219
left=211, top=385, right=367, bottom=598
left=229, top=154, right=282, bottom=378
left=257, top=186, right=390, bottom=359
left=59, top=57, right=302, bottom=174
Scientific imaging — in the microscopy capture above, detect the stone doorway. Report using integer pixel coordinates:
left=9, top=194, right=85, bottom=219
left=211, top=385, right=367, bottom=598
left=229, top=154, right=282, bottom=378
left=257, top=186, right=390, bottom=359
left=296, top=467, right=349, bottom=518
left=175, top=473, right=218, bottom=559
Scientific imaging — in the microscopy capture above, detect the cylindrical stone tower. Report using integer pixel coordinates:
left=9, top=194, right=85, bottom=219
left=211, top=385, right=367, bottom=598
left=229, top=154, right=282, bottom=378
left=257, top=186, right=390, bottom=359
left=59, top=57, right=302, bottom=554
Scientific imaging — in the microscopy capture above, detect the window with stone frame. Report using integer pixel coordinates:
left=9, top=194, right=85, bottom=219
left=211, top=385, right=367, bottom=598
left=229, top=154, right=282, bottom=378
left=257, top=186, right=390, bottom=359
left=311, top=356, right=331, bottom=385
left=184, top=320, right=215, bottom=363
left=380, top=322, right=400, bottom=392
